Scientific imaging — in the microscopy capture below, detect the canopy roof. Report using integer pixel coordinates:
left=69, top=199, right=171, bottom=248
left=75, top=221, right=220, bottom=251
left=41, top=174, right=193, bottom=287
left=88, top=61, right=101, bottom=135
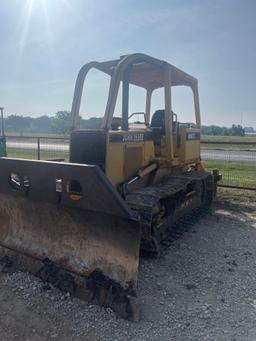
left=95, top=54, right=197, bottom=90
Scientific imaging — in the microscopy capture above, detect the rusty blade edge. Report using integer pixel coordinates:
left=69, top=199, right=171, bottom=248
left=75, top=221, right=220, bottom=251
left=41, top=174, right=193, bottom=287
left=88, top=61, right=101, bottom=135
left=0, top=245, right=140, bottom=321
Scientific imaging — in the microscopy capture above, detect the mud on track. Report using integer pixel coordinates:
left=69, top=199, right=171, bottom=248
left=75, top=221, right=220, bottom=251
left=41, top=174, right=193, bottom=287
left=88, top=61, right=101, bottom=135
left=0, top=188, right=256, bottom=341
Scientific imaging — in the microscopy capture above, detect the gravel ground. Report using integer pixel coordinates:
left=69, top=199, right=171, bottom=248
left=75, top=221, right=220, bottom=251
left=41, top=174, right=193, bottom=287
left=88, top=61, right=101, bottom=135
left=0, top=188, right=255, bottom=341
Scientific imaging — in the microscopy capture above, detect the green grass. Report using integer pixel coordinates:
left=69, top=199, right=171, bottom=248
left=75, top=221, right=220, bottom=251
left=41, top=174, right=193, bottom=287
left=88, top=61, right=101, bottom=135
left=202, top=135, right=256, bottom=143
left=7, top=148, right=69, bottom=162
left=201, top=135, right=256, bottom=151
left=5, top=132, right=66, bottom=138
left=201, top=143, right=256, bottom=151
left=203, top=160, right=256, bottom=188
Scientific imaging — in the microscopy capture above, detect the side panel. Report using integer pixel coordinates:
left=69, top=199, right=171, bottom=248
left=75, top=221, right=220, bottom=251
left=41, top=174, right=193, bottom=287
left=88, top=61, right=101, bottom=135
left=174, top=127, right=200, bottom=163
left=106, top=131, right=155, bottom=186
left=106, top=142, right=124, bottom=185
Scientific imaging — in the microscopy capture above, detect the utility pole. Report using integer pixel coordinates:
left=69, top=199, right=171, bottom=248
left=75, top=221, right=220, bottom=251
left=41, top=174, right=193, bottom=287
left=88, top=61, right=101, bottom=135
left=240, top=112, right=243, bottom=127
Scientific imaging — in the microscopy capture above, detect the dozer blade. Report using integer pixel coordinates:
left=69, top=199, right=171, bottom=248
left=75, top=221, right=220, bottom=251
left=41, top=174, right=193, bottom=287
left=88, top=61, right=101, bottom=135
left=0, top=158, right=141, bottom=320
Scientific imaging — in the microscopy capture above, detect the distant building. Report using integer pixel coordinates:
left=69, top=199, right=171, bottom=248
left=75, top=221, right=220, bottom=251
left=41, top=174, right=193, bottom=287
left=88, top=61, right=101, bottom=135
left=245, top=132, right=256, bottom=136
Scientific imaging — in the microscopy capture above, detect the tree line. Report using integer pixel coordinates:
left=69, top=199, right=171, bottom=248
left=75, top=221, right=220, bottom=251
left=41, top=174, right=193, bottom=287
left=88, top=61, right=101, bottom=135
left=3, top=111, right=102, bottom=136
left=201, top=124, right=246, bottom=136
left=3, top=111, right=253, bottom=137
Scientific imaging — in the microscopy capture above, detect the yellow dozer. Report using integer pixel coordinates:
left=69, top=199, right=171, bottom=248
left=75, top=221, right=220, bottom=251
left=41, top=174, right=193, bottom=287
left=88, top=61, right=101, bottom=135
left=0, top=54, right=220, bottom=320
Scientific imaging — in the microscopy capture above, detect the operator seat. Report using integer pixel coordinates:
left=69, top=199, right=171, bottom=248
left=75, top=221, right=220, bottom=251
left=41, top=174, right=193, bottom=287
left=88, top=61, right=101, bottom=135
left=151, top=109, right=165, bottom=133
left=151, top=110, right=165, bottom=146
left=150, top=109, right=178, bottom=146
left=151, top=109, right=178, bottom=132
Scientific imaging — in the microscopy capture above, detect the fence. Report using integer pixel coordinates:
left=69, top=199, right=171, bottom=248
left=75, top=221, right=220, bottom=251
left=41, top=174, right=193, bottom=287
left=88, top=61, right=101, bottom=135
left=6, top=136, right=69, bottom=162
left=201, top=141, right=256, bottom=190
left=4, top=135, right=256, bottom=190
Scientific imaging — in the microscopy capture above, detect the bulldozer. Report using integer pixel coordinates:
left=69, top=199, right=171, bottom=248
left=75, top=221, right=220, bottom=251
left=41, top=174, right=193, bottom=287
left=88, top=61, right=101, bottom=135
left=0, top=53, right=220, bottom=320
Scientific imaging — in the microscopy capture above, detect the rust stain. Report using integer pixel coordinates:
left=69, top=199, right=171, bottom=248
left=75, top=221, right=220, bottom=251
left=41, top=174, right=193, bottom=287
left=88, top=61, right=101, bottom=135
left=0, top=194, right=140, bottom=288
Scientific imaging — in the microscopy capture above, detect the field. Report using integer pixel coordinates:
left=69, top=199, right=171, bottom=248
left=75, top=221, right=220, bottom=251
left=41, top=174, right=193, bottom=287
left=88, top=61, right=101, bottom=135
left=6, top=132, right=64, bottom=138
left=201, top=135, right=256, bottom=143
left=203, top=160, right=256, bottom=188
left=201, top=135, right=256, bottom=151
left=201, top=143, right=256, bottom=151
left=7, top=148, right=69, bottom=162
left=201, top=136, right=256, bottom=189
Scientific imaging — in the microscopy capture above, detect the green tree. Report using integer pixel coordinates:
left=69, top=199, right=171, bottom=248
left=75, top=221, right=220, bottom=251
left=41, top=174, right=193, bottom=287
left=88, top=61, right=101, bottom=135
left=5, top=115, right=30, bottom=135
left=229, top=124, right=245, bottom=136
left=78, top=117, right=102, bottom=129
left=51, top=111, right=71, bottom=136
left=33, top=115, right=52, bottom=133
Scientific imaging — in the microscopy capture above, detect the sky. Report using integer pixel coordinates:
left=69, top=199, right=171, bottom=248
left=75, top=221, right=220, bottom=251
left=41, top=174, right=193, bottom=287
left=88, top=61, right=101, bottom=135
left=0, top=0, right=255, bottom=127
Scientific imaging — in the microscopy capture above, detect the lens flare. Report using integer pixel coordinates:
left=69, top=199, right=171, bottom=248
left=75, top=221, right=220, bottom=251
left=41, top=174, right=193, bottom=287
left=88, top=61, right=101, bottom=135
left=18, top=0, right=71, bottom=61
left=19, top=0, right=35, bottom=55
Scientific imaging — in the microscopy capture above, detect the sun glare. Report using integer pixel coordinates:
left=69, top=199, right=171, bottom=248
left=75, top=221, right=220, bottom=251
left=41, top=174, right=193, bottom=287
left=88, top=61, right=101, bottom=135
left=19, top=0, right=35, bottom=54
left=18, top=0, right=70, bottom=60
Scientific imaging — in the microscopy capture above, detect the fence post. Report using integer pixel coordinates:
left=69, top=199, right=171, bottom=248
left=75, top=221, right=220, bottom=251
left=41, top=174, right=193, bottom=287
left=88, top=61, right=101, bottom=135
left=37, top=137, right=40, bottom=160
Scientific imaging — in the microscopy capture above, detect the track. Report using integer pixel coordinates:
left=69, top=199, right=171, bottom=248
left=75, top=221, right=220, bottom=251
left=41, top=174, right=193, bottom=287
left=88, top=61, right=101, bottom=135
left=126, top=170, right=215, bottom=254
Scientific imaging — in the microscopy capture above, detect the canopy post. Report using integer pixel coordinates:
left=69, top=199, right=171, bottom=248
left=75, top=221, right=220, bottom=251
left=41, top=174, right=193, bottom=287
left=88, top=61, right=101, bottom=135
left=192, top=84, right=201, bottom=129
left=164, top=67, right=174, bottom=161
left=122, top=67, right=130, bottom=131
left=145, top=89, right=152, bottom=126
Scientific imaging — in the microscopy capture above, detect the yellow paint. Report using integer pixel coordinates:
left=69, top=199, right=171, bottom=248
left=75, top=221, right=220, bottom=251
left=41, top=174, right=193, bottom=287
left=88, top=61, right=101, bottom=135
left=105, top=126, right=200, bottom=187
left=69, top=194, right=82, bottom=201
